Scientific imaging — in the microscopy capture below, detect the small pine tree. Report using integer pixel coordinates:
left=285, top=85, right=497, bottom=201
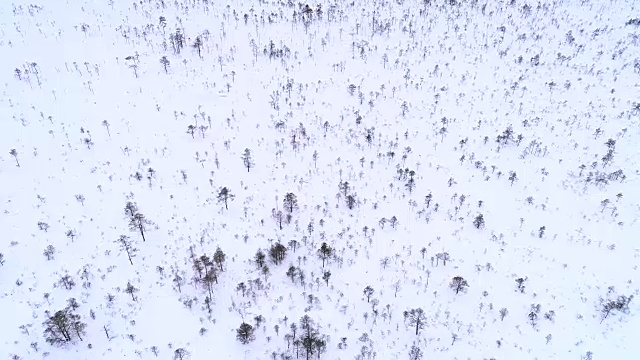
left=363, top=286, right=374, bottom=302
left=125, top=282, right=139, bottom=302
left=124, top=201, right=138, bottom=220
left=473, top=214, right=485, bottom=229
left=345, top=194, right=357, bottom=209
left=317, top=242, right=333, bottom=268
left=217, top=187, right=235, bottom=210
left=236, top=282, right=247, bottom=297
left=160, top=56, right=170, bottom=73
left=173, top=273, right=185, bottom=293
left=236, top=322, right=256, bottom=344
left=405, top=308, right=427, bottom=335
left=499, top=308, right=509, bottom=321
left=286, top=265, right=297, bottom=283
left=283, top=192, right=299, bottom=213
left=213, top=247, right=226, bottom=271
left=322, top=271, right=331, bottom=285
left=450, top=276, right=469, bottom=295
left=43, top=245, right=56, bottom=260
left=389, top=216, right=399, bottom=229
left=58, top=274, right=75, bottom=290
left=254, top=249, right=266, bottom=269
left=187, top=125, right=196, bottom=138
left=173, top=348, right=190, bottom=360
left=408, top=344, right=424, bottom=360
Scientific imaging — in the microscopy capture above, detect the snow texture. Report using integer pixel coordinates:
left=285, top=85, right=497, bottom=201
left=0, top=0, right=639, bottom=359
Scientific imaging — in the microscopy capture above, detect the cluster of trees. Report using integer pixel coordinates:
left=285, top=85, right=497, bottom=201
left=237, top=315, right=328, bottom=360
left=191, top=248, right=227, bottom=307
left=273, top=192, right=299, bottom=230
left=601, top=294, right=633, bottom=323
left=11, top=4, right=634, bottom=359
left=42, top=298, right=86, bottom=346
left=286, top=264, right=306, bottom=286
left=338, top=181, right=357, bottom=209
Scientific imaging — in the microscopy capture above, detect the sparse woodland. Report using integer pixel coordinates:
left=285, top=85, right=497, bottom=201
left=1, top=0, right=638, bottom=359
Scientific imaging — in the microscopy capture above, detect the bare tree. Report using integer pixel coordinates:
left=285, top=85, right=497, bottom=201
left=272, top=208, right=285, bottom=230
left=392, top=280, right=401, bottom=297
left=9, top=149, right=19, bottom=167
left=160, top=56, right=170, bottom=73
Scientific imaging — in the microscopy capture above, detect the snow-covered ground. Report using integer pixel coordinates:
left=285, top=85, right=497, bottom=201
left=1, top=0, right=639, bottom=359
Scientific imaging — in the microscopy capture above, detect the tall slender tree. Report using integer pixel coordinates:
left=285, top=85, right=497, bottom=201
left=241, top=148, right=254, bottom=172
left=129, top=212, right=150, bottom=242
left=115, top=235, right=137, bottom=265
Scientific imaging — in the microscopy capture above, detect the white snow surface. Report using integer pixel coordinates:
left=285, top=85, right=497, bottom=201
left=1, top=0, right=639, bottom=359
